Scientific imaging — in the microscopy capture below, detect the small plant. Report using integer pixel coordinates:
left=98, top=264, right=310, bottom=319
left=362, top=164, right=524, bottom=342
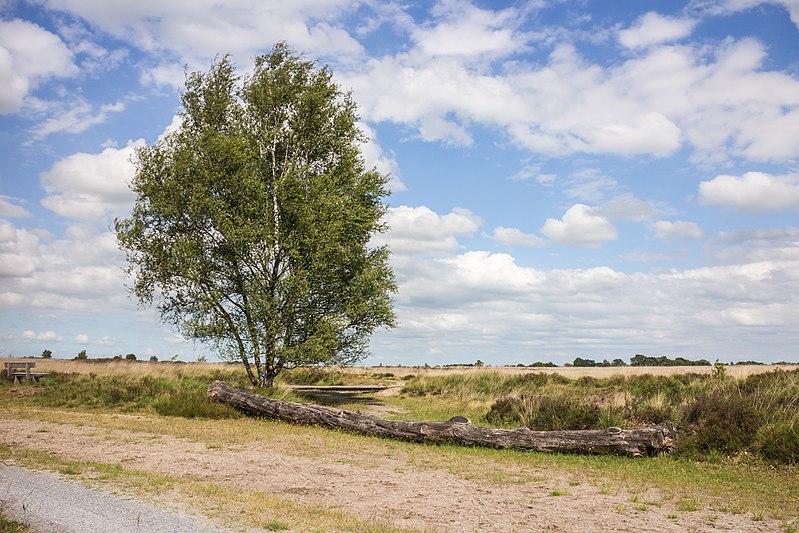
left=264, top=520, right=290, bottom=531
left=677, top=498, right=702, bottom=512
left=548, top=489, right=569, bottom=497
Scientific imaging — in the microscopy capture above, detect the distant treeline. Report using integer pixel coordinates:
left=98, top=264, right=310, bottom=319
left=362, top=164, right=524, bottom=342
left=503, top=355, right=784, bottom=368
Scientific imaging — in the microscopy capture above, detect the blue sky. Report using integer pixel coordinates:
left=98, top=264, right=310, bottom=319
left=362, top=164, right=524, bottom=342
left=1, top=0, right=798, bottom=365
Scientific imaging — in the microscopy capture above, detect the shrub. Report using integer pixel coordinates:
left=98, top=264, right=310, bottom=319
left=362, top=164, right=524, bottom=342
left=755, top=420, right=799, bottom=464
left=679, top=387, right=763, bottom=457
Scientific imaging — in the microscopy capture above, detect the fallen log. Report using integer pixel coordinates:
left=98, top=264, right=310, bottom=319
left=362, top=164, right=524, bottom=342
left=207, top=381, right=676, bottom=457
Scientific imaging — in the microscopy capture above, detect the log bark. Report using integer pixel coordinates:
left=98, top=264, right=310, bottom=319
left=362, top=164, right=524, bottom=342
left=207, top=381, right=677, bottom=457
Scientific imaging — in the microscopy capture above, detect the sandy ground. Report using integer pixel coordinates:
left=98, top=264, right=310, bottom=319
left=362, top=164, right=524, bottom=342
left=0, top=413, right=784, bottom=533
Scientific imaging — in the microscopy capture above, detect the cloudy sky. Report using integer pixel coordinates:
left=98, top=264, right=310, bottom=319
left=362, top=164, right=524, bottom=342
left=1, top=0, right=798, bottom=365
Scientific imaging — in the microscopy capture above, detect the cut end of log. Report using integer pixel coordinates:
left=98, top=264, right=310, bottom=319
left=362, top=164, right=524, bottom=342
left=449, top=416, right=471, bottom=424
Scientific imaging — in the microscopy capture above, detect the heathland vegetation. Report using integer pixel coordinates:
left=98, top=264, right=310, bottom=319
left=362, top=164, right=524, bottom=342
left=1, top=359, right=797, bottom=530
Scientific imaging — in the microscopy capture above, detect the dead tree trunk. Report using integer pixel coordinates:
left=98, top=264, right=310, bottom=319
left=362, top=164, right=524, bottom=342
left=207, top=381, right=676, bottom=457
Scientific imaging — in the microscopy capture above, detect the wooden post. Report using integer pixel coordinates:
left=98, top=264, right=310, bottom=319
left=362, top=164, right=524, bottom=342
left=207, top=381, right=677, bottom=457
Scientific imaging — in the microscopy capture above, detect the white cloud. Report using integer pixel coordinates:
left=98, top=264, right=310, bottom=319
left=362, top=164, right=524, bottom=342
left=344, top=16, right=799, bottom=163
left=42, top=0, right=364, bottom=69
left=0, top=18, right=77, bottom=113
left=377, top=246, right=799, bottom=362
left=22, top=330, right=60, bottom=341
left=32, top=99, right=126, bottom=140
left=0, top=197, right=31, bottom=218
left=412, top=0, right=522, bottom=58
left=358, top=122, right=406, bottom=192
left=689, top=0, right=799, bottom=30
left=653, top=220, right=705, bottom=240
left=0, top=220, right=43, bottom=278
left=618, top=12, right=697, bottom=49
left=487, top=226, right=545, bottom=247
left=699, top=172, right=799, bottom=212
left=74, top=334, right=89, bottom=344
left=597, top=194, right=668, bottom=223
left=563, top=168, right=618, bottom=202
left=40, top=140, right=142, bottom=223
left=540, top=204, right=618, bottom=248
left=378, top=205, right=482, bottom=256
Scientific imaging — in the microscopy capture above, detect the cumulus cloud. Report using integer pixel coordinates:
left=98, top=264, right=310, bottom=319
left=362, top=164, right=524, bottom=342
left=378, top=205, right=482, bottom=256
left=540, top=204, right=618, bottom=248
left=22, top=330, right=60, bottom=341
left=653, top=220, right=705, bottom=240
left=618, top=12, right=697, bottom=49
left=375, top=245, right=799, bottom=362
left=40, top=140, right=142, bottom=223
left=344, top=10, right=799, bottom=164
left=0, top=18, right=77, bottom=113
left=411, top=0, right=522, bottom=58
left=0, top=221, right=43, bottom=278
left=487, top=226, right=546, bottom=247
left=699, top=172, right=799, bottom=213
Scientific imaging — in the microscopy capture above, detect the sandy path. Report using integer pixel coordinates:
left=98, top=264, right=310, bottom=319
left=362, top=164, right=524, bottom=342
left=0, top=415, right=780, bottom=532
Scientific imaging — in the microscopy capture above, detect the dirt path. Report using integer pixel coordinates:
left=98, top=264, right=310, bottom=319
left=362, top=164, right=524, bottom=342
left=0, top=415, right=780, bottom=532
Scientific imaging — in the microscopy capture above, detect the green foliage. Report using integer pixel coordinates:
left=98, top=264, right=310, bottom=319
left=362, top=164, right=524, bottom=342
left=756, top=421, right=799, bottom=463
left=630, top=354, right=712, bottom=366
left=75, top=349, right=87, bottom=360
left=125, top=353, right=137, bottom=361
left=0, top=513, right=30, bottom=532
left=151, top=389, right=242, bottom=419
left=115, top=43, right=396, bottom=388
left=149, top=355, right=158, bottom=363
left=41, top=349, right=52, bottom=359
left=485, top=392, right=601, bottom=430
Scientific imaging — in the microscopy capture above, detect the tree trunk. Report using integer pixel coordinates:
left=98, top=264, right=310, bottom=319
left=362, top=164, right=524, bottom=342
left=207, top=381, right=677, bottom=457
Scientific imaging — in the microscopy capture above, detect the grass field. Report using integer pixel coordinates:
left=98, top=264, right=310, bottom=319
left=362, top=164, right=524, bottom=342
left=1, top=359, right=797, bottom=531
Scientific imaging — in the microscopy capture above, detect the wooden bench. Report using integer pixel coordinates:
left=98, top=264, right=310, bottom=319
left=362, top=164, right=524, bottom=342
left=3, top=361, right=50, bottom=383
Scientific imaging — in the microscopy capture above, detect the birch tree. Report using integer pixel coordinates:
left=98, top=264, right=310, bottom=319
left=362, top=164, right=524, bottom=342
left=116, top=43, right=396, bottom=387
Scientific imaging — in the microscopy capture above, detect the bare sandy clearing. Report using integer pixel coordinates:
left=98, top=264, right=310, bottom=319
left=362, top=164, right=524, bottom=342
left=0, top=413, right=782, bottom=532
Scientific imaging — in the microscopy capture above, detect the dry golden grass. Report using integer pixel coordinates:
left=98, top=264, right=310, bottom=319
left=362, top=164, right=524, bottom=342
left=353, top=363, right=796, bottom=379
left=3, top=357, right=793, bottom=381
left=8, top=359, right=245, bottom=379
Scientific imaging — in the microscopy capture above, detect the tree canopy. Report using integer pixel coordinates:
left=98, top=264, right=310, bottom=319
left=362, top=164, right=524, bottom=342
left=116, top=43, right=396, bottom=387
